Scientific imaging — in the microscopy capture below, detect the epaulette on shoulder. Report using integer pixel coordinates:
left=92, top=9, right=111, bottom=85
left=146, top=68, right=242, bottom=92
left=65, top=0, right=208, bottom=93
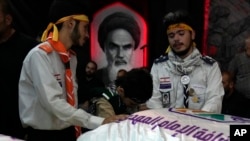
left=154, top=54, right=169, bottom=64
left=200, top=56, right=216, bottom=65
left=39, top=43, right=53, bottom=53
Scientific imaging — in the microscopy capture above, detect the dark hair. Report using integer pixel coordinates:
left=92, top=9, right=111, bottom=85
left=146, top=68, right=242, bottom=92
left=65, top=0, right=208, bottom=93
left=0, top=0, right=15, bottom=27
left=48, top=0, right=91, bottom=23
left=117, top=69, right=127, bottom=78
left=117, top=69, right=127, bottom=73
left=87, top=60, right=98, bottom=70
left=0, top=0, right=13, bottom=15
left=221, top=70, right=235, bottom=83
left=98, top=12, right=141, bottom=51
left=115, top=68, right=153, bottom=103
left=163, top=9, right=194, bottom=31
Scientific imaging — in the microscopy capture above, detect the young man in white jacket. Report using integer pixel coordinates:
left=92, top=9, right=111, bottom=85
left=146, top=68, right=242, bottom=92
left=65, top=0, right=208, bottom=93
left=18, top=0, right=127, bottom=141
left=142, top=9, right=224, bottom=113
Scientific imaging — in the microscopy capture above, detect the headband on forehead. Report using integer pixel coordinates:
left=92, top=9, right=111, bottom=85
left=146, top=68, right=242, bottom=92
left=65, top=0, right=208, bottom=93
left=165, top=23, right=196, bottom=53
left=167, top=23, right=193, bottom=33
left=41, top=14, right=89, bottom=42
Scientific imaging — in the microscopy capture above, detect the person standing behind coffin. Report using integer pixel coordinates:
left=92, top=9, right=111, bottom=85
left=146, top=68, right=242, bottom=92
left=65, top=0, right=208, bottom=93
left=228, top=35, right=250, bottom=101
left=141, top=9, right=224, bottom=113
left=0, top=0, right=38, bottom=139
left=221, top=71, right=250, bottom=118
left=77, top=60, right=104, bottom=111
left=18, top=0, right=128, bottom=140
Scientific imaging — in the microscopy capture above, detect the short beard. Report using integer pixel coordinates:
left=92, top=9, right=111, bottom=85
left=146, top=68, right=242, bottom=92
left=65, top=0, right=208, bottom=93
left=86, top=72, right=94, bottom=78
left=172, top=47, right=191, bottom=56
left=70, top=21, right=81, bottom=46
left=172, top=41, right=193, bottom=57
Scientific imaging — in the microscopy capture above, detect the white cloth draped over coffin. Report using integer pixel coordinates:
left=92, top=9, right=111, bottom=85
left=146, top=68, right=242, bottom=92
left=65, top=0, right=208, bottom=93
left=77, top=108, right=250, bottom=141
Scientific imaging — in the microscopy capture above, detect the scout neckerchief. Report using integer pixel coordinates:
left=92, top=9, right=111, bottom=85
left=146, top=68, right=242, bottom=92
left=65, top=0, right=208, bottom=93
left=41, top=14, right=89, bottom=138
left=47, top=38, right=81, bottom=137
left=180, top=75, right=190, bottom=108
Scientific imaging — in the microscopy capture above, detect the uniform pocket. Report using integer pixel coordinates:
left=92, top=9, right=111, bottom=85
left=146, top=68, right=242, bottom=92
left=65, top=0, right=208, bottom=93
left=188, top=84, right=206, bottom=109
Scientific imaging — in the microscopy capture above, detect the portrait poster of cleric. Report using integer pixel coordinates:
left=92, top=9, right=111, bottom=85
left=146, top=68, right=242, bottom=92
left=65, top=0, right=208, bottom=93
left=90, top=2, right=147, bottom=86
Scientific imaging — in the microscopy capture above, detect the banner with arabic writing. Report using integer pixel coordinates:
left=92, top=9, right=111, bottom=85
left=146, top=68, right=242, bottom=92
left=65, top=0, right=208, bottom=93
left=78, top=108, right=250, bottom=141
